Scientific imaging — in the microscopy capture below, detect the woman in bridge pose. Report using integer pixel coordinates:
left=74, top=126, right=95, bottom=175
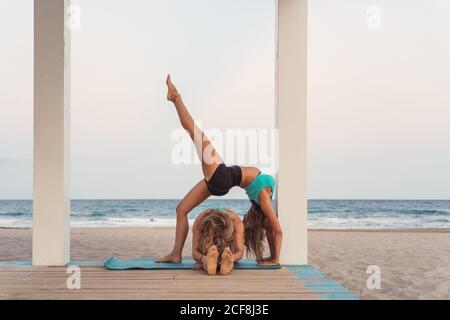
left=157, top=75, right=282, bottom=266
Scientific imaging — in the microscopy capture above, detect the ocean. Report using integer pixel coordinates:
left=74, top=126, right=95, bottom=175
left=0, top=199, right=450, bottom=229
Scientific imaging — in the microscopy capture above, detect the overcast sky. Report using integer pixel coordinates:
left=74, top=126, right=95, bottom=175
left=1, top=0, right=450, bottom=199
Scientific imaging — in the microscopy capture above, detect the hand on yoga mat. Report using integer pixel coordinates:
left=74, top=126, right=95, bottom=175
left=258, top=260, right=280, bottom=267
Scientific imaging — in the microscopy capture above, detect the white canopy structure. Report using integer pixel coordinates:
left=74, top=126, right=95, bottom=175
left=32, top=0, right=308, bottom=266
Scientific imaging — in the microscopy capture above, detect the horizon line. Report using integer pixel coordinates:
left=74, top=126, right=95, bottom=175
left=1, top=198, right=449, bottom=201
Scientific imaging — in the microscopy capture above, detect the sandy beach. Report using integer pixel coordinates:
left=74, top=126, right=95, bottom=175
left=1, top=227, right=449, bottom=300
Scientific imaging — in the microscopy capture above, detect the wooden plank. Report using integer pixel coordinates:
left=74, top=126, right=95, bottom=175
left=0, top=266, right=351, bottom=300
left=0, top=286, right=310, bottom=293
left=0, top=269, right=294, bottom=275
left=0, top=268, right=300, bottom=278
left=2, top=292, right=321, bottom=300
left=286, top=266, right=359, bottom=300
left=1, top=281, right=307, bottom=293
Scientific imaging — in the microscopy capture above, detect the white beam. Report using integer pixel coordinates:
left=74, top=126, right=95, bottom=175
left=33, top=0, right=71, bottom=266
left=277, top=0, right=308, bottom=265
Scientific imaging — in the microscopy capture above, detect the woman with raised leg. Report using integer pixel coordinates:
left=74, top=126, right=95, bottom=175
left=157, top=75, right=282, bottom=266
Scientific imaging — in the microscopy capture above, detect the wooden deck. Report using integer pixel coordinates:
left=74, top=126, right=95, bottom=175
left=0, top=263, right=358, bottom=300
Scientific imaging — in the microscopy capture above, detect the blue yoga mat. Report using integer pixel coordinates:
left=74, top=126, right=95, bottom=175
left=104, top=257, right=281, bottom=270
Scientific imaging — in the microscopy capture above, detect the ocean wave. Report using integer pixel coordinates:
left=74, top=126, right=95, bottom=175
left=0, top=212, right=28, bottom=217
left=1, top=199, right=450, bottom=229
left=70, top=217, right=184, bottom=228
left=308, top=214, right=450, bottom=229
left=122, top=208, right=140, bottom=212
left=402, top=209, right=450, bottom=215
left=71, top=212, right=106, bottom=218
left=0, top=218, right=32, bottom=228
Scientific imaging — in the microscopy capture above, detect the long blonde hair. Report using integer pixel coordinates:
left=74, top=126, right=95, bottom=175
left=243, top=204, right=266, bottom=262
left=198, top=210, right=235, bottom=259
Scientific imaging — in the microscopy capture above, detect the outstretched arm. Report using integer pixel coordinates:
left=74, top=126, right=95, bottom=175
left=259, top=188, right=283, bottom=265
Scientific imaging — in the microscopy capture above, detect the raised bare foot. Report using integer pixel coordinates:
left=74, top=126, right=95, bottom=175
left=206, top=245, right=219, bottom=275
left=219, top=247, right=234, bottom=275
left=166, top=75, right=181, bottom=102
left=156, top=252, right=182, bottom=264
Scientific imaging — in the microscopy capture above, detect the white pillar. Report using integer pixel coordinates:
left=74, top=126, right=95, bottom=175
left=33, top=0, right=71, bottom=266
left=277, top=0, right=308, bottom=265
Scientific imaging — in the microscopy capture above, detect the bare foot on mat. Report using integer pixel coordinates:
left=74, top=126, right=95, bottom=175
left=156, top=252, right=182, bottom=264
left=206, top=245, right=219, bottom=275
left=219, top=247, right=234, bottom=275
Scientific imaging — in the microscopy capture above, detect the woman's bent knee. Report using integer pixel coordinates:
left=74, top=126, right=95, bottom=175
left=176, top=205, right=189, bottom=218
